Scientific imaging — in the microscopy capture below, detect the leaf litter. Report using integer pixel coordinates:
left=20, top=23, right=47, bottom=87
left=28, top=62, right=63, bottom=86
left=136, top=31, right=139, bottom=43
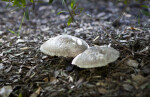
left=0, top=0, right=150, bottom=97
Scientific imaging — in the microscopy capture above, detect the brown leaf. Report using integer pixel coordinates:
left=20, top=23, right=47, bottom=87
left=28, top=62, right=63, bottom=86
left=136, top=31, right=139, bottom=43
left=30, top=87, right=41, bottom=97
left=75, top=77, right=84, bottom=87
left=25, top=65, right=38, bottom=77
left=50, top=77, right=58, bottom=84
left=4, top=65, right=12, bottom=73
left=20, top=47, right=29, bottom=50
left=123, top=84, right=133, bottom=91
left=125, top=59, right=139, bottom=68
left=127, top=26, right=142, bottom=31
left=96, top=81, right=106, bottom=87
left=132, top=74, right=146, bottom=85
left=43, top=77, right=49, bottom=82
left=98, top=88, right=107, bottom=94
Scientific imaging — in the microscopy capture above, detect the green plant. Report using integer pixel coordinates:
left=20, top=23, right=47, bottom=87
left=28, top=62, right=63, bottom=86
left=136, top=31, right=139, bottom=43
left=55, top=0, right=84, bottom=26
left=141, top=5, right=150, bottom=17
left=2, top=0, right=83, bottom=27
left=115, top=0, right=150, bottom=26
left=2, top=0, right=33, bottom=36
left=2, top=0, right=149, bottom=31
left=8, top=11, right=25, bottom=36
left=1, top=0, right=83, bottom=36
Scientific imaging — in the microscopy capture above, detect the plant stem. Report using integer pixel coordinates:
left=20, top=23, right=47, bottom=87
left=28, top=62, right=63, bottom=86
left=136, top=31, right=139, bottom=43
left=64, top=0, right=75, bottom=22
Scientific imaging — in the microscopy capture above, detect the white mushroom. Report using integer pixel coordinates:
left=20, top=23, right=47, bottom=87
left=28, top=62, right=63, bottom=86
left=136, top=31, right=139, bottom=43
left=40, top=35, right=89, bottom=57
left=72, top=45, right=120, bottom=68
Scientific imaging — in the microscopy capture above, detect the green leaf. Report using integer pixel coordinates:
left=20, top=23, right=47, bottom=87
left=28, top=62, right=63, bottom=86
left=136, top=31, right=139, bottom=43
left=18, top=12, right=25, bottom=32
left=141, top=5, right=149, bottom=9
left=5, top=2, right=10, bottom=8
left=62, top=0, right=66, bottom=5
left=30, top=0, right=34, bottom=3
left=18, top=93, right=22, bottom=97
left=2, top=0, right=13, bottom=2
left=141, top=10, right=150, bottom=17
left=49, top=0, right=53, bottom=4
left=124, top=0, right=128, bottom=5
left=25, top=9, right=29, bottom=20
left=13, top=0, right=18, bottom=6
left=138, top=15, right=140, bottom=24
left=57, top=11, right=67, bottom=15
left=2, top=0, right=9, bottom=1
left=140, top=83, right=150, bottom=89
left=9, top=29, right=19, bottom=36
left=11, top=0, right=26, bottom=7
left=71, top=0, right=75, bottom=9
left=67, top=17, right=72, bottom=26
left=78, top=8, right=84, bottom=13
left=22, top=0, right=26, bottom=7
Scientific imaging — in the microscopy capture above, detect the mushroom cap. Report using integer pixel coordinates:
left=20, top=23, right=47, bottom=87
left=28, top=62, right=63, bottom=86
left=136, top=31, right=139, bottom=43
left=72, top=45, right=120, bottom=68
left=40, top=35, right=89, bottom=57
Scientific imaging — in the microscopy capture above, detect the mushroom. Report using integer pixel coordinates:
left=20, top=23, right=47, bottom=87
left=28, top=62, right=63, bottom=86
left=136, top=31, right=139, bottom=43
left=40, top=35, right=89, bottom=58
left=72, top=45, right=120, bottom=68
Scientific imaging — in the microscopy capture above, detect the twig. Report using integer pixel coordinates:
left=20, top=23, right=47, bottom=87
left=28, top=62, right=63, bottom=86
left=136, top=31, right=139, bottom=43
left=116, top=55, right=133, bottom=67
left=112, top=4, right=127, bottom=24
left=102, top=25, right=133, bottom=54
left=101, top=3, right=134, bottom=53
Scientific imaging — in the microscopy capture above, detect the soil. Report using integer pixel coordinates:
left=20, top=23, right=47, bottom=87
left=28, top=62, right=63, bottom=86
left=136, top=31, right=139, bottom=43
left=0, top=0, right=150, bottom=97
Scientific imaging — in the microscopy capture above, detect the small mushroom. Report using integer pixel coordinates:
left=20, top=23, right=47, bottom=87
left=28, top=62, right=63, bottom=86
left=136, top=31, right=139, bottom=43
left=72, top=45, right=120, bottom=68
left=40, top=35, right=89, bottom=57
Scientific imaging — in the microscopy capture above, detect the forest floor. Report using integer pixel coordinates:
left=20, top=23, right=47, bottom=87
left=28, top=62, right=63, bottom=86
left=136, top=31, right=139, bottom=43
left=0, top=0, right=150, bottom=97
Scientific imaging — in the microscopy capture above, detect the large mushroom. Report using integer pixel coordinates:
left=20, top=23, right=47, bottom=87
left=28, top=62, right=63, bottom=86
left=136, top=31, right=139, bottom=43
left=72, top=45, right=120, bottom=68
left=40, top=35, right=89, bottom=58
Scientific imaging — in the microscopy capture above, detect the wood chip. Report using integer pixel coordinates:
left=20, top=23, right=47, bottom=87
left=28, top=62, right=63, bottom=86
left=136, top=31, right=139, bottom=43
left=98, top=88, right=107, bottom=94
left=132, top=74, right=146, bottom=85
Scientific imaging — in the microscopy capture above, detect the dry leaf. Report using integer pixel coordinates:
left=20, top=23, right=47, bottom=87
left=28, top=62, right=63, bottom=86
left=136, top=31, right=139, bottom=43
left=0, top=63, right=4, bottom=70
left=4, top=65, right=12, bottom=73
left=132, top=74, right=146, bottom=85
left=125, top=59, right=139, bottom=68
left=0, top=39, right=4, bottom=43
left=30, top=87, right=41, bottom=97
left=96, top=81, right=106, bottom=87
left=98, top=88, right=107, bottom=94
left=76, top=77, right=84, bottom=87
left=50, top=77, right=58, bottom=84
left=20, top=47, right=29, bottom=50
left=0, top=31, right=4, bottom=35
left=25, top=65, right=38, bottom=77
left=16, top=39, right=25, bottom=43
left=93, top=36, right=99, bottom=42
left=68, top=76, right=73, bottom=82
left=123, top=84, right=133, bottom=91
left=0, top=86, right=13, bottom=97
left=127, top=26, right=142, bottom=31
left=42, top=56, right=48, bottom=59
left=43, top=77, right=49, bottom=82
